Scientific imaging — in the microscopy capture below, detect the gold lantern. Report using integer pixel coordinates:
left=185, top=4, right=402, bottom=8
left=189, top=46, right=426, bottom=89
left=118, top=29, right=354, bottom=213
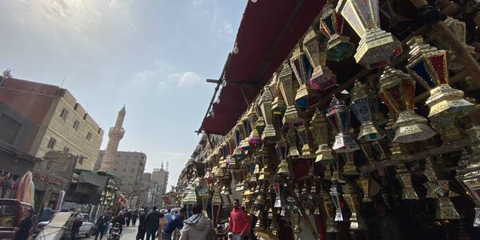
left=395, top=163, right=419, bottom=200
left=290, top=44, right=317, bottom=109
left=343, top=183, right=367, bottom=230
left=378, top=67, right=437, bottom=143
left=270, top=73, right=286, bottom=116
left=330, top=183, right=343, bottom=222
left=259, top=86, right=277, bottom=141
left=309, top=109, right=335, bottom=163
left=336, top=0, right=402, bottom=69
left=275, top=136, right=291, bottom=176
left=303, top=26, right=337, bottom=91
left=278, top=61, right=301, bottom=124
left=356, top=176, right=372, bottom=202
left=322, top=190, right=338, bottom=232
left=406, top=36, right=474, bottom=119
left=296, top=124, right=314, bottom=158
left=286, top=128, right=300, bottom=159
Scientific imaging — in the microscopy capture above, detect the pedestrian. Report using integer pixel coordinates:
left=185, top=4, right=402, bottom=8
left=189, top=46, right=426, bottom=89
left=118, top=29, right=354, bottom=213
left=14, top=208, right=33, bottom=240
left=94, top=210, right=110, bottom=240
left=112, top=212, right=126, bottom=235
left=136, top=208, right=149, bottom=240
left=144, top=206, right=162, bottom=240
left=157, top=212, right=168, bottom=240
left=132, top=210, right=138, bottom=226
left=226, top=199, right=249, bottom=240
left=165, top=209, right=173, bottom=223
left=39, top=203, right=55, bottom=222
left=126, top=209, right=132, bottom=227
left=161, top=208, right=187, bottom=240
left=179, top=204, right=214, bottom=240
left=71, top=210, right=84, bottom=240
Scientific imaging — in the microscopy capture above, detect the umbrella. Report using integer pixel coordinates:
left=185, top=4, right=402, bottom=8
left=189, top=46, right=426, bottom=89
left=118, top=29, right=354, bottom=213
left=16, top=171, right=35, bottom=206
left=55, top=190, right=65, bottom=213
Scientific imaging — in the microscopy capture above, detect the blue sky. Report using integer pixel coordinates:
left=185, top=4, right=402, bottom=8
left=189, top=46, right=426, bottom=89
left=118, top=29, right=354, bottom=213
left=0, top=0, right=246, bottom=189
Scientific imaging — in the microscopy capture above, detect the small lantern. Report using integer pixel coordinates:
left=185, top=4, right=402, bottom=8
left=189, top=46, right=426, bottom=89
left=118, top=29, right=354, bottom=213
left=356, top=176, right=372, bottom=202
left=303, top=26, right=337, bottom=91
left=342, top=183, right=367, bottom=230
left=259, top=86, right=277, bottom=140
left=247, top=107, right=261, bottom=144
left=319, top=1, right=354, bottom=62
left=270, top=73, right=286, bottom=115
left=310, top=109, right=335, bottom=164
left=338, top=152, right=359, bottom=176
left=321, top=190, right=338, bottom=232
left=330, top=183, right=343, bottom=222
left=290, top=45, right=318, bottom=108
left=396, top=163, right=419, bottom=200
left=378, top=67, right=437, bottom=143
left=286, top=128, right=300, bottom=159
left=296, top=124, right=314, bottom=158
left=326, top=95, right=359, bottom=152
left=350, top=80, right=385, bottom=141
left=406, top=36, right=474, bottom=118
left=278, top=61, right=301, bottom=124
left=336, top=0, right=402, bottom=69
left=275, top=137, right=290, bottom=176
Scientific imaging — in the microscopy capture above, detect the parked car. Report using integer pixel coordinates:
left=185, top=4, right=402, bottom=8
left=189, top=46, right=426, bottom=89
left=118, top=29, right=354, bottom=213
left=77, top=213, right=94, bottom=238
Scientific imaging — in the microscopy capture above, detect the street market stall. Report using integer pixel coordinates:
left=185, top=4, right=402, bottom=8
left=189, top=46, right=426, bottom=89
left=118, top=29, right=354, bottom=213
left=181, top=0, right=480, bottom=239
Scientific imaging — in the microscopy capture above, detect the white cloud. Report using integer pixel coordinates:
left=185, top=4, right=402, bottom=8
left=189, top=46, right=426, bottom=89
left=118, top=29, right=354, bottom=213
left=168, top=71, right=201, bottom=88
left=132, top=69, right=157, bottom=85
left=193, top=0, right=203, bottom=5
left=157, top=81, right=168, bottom=93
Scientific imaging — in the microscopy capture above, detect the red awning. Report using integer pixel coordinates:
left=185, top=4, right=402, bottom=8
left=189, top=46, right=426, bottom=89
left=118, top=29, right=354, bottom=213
left=201, top=0, right=327, bottom=135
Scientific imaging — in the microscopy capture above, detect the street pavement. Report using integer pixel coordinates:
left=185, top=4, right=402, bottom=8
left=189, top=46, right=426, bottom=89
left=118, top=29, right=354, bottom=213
left=84, top=225, right=139, bottom=240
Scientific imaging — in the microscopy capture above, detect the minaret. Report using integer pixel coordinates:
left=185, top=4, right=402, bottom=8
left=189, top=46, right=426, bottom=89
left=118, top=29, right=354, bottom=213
left=100, top=106, right=126, bottom=172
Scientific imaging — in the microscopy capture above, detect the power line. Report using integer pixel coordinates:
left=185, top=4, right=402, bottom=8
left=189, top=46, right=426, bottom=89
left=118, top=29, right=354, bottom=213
left=106, top=0, right=160, bottom=63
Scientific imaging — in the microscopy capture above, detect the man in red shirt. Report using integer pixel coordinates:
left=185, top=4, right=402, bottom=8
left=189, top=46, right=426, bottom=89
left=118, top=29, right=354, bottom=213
left=227, top=199, right=250, bottom=240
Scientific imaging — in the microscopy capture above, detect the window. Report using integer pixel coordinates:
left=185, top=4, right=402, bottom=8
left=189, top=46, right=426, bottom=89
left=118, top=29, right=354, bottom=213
left=86, top=132, right=92, bottom=141
left=131, top=169, right=134, bottom=173
left=63, top=147, right=70, bottom=153
left=73, top=120, right=80, bottom=130
left=47, top=138, right=56, bottom=149
left=0, top=114, right=22, bottom=144
left=123, top=168, right=126, bottom=172
left=60, top=108, right=68, bottom=121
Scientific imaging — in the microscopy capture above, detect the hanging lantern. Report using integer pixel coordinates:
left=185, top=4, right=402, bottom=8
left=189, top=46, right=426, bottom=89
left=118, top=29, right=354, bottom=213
left=303, top=26, right=337, bottom=91
left=270, top=73, right=286, bottom=115
left=379, top=0, right=411, bottom=37
left=326, top=95, right=359, bottom=152
left=395, top=163, right=419, bottom=200
left=286, top=128, right=300, bottom=159
left=309, top=109, right=336, bottom=163
left=296, top=124, right=314, bottom=158
left=275, top=136, right=290, bottom=176
left=255, top=97, right=266, bottom=136
left=330, top=183, right=343, bottom=222
left=350, top=80, right=385, bottom=141
left=319, top=1, right=354, bottom=62
left=259, top=86, right=277, bottom=141
left=338, top=152, right=359, bottom=176
left=378, top=67, right=437, bottom=143
left=289, top=45, right=317, bottom=108
left=321, top=190, right=338, bottom=232
left=356, top=176, right=372, bottom=202
left=247, top=106, right=261, bottom=144
left=406, top=36, right=474, bottom=118
left=278, top=61, right=301, bottom=124
left=336, top=0, right=402, bottom=69
left=343, top=183, right=367, bottom=230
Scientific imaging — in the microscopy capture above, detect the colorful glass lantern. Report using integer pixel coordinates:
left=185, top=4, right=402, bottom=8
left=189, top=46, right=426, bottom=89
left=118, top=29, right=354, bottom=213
left=278, top=62, right=301, bottom=124
left=326, top=95, right=359, bottom=152
left=406, top=36, right=473, bottom=118
left=336, top=0, right=402, bottom=69
left=259, top=86, right=277, bottom=141
left=350, top=80, right=385, bottom=141
left=303, top=26, right=337, bottom=91
left=319, top=1, right=354, bottom=62
left=378, top=67, right=437, bottom=143
left=289, top=45, right=316, bottom=108
left=286, top=128, right=300, bottom=159
left=310, top=109, right=335, bottom=163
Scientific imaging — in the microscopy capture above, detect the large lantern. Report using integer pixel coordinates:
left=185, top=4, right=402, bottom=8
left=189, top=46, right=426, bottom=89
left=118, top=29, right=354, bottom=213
left=319, top=1, right=354, bottom=62
left=350, top=80, right=385, bottom=141
left=278, top=62, right=301, bottom=124
left=290, top=45, right=317, bottom=108
left=303, top=26, right=337, bottom=91
left=336, top=0, right=402, bottom=69
left=378, top=67, right=437, bottom=143
left=326, top=95, right=359, bottom=152
left=259, top=86, right=277, bottom=141
left=406, top=36, right=473, bottom=118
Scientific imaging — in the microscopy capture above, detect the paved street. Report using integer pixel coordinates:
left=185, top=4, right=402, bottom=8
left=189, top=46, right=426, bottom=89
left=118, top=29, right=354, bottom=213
left=84, top=226, right=139, bottom=240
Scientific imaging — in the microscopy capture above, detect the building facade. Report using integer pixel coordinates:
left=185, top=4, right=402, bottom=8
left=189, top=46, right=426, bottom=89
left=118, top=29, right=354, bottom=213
left=96, top=150, right=146, bottom=195
left=0, top=77, right=104, bottom=170
left=150, top=166, right=169, bottom=207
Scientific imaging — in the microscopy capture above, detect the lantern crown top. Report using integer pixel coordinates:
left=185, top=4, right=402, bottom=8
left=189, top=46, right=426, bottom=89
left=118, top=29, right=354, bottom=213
left=310, top=109, right=326, bottom=125
left=379, top=66, right=413, bottom=86
left=350, top=80, right=371, bottom=101
left=279, top=61, right=293, bottom=79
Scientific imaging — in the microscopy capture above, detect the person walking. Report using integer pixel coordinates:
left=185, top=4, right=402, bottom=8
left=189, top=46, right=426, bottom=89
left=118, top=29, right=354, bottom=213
left=71, top=210, right=84, bottom=240
left=161, top=208, right=186, bottom=240
left=94, top=210, right=110, bottom=240
left=157, top=213, right=168, bottom=240
left=136, top=208, right=149, bottom=240
left=132, top=210, right=138, bottom=226
left=112, top=212, right=126, bottom=235
left=165, top=209, right=173, bottom=223
left=227, top=199, right=249, bottom=240
left=15, top=208, right=33, bottom=240
left=39, top=203, right=55, bottom=222
left=144, top=207, right=162, bottom=240
left=179, top=204, right=214, bottom=240
left=126, top=210, right=132, bottom=227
